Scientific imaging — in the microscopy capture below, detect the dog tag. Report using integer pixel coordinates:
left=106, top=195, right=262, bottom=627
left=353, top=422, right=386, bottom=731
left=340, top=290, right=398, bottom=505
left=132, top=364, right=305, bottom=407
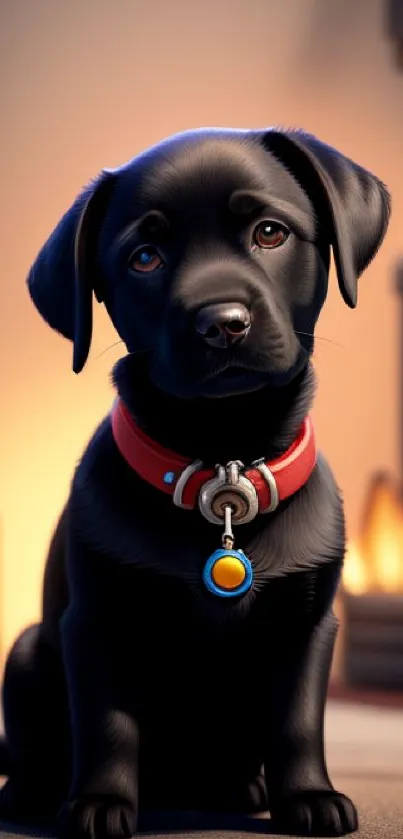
left=202, top=505, right=253, bottom=598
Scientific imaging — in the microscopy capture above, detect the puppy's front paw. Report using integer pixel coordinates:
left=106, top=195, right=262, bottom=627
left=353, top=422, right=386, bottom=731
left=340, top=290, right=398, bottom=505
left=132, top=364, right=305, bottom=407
left=58, top=796, right=137, bottom=839
left=270, top=790, right=358, bottom=837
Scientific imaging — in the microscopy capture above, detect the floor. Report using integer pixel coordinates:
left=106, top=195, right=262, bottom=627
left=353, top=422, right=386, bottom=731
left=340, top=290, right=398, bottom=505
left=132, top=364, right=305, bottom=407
left=1, top=700, right=403, bottom=838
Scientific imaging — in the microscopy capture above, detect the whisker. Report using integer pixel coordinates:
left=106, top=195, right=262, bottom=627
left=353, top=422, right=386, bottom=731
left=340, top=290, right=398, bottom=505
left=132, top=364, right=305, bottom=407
left=96, top=340, right=125, bottom=359
left=295, top=331, right=347, bottom=350
left=96, top=343, right=154, bottom=362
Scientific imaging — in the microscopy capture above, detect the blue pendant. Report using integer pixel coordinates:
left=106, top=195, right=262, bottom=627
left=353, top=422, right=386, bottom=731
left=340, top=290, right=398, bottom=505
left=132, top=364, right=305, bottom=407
left=202, top=548, right=253, bottom=598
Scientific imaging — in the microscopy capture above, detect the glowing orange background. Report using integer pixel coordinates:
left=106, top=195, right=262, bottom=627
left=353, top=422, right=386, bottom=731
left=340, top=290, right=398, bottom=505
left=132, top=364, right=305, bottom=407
left=1, top=0, right=402, bottom=662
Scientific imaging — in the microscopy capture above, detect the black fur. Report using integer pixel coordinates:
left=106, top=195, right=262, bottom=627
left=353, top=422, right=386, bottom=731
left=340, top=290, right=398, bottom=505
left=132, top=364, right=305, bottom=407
left=0, top=127, right=390, bottom=838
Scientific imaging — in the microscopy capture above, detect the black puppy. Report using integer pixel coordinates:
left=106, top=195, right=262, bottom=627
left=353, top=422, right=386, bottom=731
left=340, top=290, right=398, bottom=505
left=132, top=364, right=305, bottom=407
left=0, top=127, right=390, bottom=838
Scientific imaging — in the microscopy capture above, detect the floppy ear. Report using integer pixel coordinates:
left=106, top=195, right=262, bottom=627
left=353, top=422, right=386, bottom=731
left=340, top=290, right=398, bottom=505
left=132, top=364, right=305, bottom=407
left=27, top=170, right=116, bottom=373
left=262, top=129, right=391, bottom=307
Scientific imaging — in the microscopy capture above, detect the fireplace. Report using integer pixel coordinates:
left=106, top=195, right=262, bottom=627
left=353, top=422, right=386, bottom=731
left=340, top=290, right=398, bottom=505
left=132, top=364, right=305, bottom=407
left=341, top=471, right=403, bottom=690
left=334, top=259, right=403, bottom=694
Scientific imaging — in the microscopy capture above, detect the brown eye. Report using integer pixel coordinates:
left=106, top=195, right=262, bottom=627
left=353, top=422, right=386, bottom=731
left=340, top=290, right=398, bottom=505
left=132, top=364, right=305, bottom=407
left=253, top=220, right=289, bottom=249
left=130, top=246, right=163, bottom=273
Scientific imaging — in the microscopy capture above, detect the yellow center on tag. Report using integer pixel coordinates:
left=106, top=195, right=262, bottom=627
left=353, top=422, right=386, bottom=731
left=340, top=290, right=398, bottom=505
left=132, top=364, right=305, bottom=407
left=211, top=555, right=246, bottom=590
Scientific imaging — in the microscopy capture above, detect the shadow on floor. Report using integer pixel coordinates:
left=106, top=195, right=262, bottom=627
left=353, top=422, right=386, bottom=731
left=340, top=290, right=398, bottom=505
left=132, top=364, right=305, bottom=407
left=0, top=810, right=280, bottom=838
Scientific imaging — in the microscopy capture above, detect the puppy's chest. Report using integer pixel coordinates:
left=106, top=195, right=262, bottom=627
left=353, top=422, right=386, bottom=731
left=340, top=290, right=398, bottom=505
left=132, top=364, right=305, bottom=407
left=121, top=568, right=315, bottom=668
left=96, top=492, right=297, bottom=581
left=130, top=601, right=271, bottom=705
left=123, top=580, right=315, bottom=741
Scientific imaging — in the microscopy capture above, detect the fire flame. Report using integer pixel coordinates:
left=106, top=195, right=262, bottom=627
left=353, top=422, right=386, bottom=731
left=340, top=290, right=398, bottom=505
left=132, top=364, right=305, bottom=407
left=343, top=473, right=403, bottom=594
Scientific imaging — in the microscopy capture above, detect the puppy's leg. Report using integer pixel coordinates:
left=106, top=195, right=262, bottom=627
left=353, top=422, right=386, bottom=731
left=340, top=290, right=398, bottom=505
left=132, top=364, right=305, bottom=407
left=57, top=608, right=139, bottom=839
left=0, top=624, right=70, bottom=825
left=264, top=609, right=358, bottom=837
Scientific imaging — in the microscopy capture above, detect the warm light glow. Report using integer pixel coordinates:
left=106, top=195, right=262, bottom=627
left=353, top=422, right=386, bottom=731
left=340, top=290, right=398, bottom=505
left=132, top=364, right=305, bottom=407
left=343, top=541, right=369, bottom=595
left=343, top=475, right=403, bottom=594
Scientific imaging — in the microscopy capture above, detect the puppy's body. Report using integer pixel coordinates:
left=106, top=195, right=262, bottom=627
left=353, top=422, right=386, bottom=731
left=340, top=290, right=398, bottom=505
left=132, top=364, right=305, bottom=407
left=0, top=128, right=390, bottom=838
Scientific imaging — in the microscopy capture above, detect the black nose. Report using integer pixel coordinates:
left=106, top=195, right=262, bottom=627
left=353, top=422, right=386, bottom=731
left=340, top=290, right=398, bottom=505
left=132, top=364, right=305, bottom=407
left=195, top=303, right=251, bottom=348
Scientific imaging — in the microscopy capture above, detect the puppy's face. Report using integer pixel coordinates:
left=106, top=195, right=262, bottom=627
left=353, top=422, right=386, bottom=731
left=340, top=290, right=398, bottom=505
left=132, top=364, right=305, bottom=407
left=99, top=134, right=327, bottom=399
left=27, top=127, right=390, bottom=394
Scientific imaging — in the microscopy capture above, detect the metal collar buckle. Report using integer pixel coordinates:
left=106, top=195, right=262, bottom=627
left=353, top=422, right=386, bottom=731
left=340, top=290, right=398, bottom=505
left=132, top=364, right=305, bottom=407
left=173, top=457, right=279, bottom=525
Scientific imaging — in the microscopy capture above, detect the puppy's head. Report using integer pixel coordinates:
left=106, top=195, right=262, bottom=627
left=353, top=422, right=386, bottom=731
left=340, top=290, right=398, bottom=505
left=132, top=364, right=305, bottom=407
left=27, top=127, right=390, bottom=398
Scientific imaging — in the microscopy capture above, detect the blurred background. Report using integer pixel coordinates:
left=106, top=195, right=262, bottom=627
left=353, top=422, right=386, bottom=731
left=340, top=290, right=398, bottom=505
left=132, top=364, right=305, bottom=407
left=1, top=0, right=403, bottom=696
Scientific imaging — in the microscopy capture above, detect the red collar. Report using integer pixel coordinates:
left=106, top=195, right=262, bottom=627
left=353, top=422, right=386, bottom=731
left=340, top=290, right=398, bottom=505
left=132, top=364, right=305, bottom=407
left=111, top=398, right=317, bottom=518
